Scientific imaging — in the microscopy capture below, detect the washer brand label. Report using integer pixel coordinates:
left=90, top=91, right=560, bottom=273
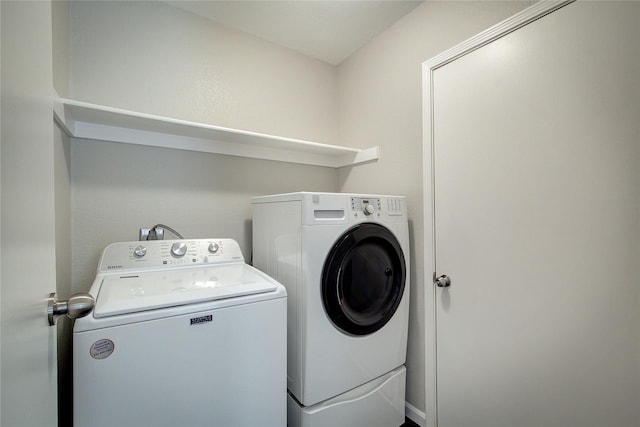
left=90, top=339, right=115, bottom=360
left=190, top=315, right=213, bottom=325
left=106, top=265, right=123, bottom=270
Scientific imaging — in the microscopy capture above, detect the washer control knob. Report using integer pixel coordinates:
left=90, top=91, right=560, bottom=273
left=170, top=242, right=188, bottom=258
left=133, top=245, right=147, bottom=258
left=208, top=242, right=220, bottom=254
left=363, top=203, right=375, bottom=216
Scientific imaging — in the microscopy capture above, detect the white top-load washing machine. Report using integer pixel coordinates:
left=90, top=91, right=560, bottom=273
left=252, top=192, right=410, bottom=427
left=73, top=238, right=287, bottom=427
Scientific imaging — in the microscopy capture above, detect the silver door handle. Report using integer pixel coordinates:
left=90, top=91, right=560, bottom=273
left=435, top=274, right=451, bottom=288
left=47, top=292, right=94, bottom=326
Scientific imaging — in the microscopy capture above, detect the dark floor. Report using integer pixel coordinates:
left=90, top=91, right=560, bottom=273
left=401, top=416, right=420, bottom=427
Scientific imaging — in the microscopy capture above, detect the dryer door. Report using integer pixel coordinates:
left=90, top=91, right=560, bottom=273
left=322, top=223, right=406, bottom=336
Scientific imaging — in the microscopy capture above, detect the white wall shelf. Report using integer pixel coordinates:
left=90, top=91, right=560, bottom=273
left=53, top=98, right=378, bottom=168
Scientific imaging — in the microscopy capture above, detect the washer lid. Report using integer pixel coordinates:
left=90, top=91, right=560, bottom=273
left=93, top=264, right=278, bottom=318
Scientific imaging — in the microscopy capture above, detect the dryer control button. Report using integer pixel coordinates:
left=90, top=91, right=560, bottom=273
left=170, top=242, right=188, bottom=258
left=208, top=242, right=220, bottom=254
left=363, top=204, right=375, bottom=215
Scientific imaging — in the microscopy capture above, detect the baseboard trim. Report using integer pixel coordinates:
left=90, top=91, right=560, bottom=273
left=405, top=401, right=426, bottom=427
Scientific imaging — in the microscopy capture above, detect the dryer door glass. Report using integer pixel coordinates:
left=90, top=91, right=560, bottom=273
left=322, top=223, right=406, bottom=336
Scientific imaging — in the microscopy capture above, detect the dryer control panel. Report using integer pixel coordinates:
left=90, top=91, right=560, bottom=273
left=97, top=238, right=245, bottom=272
left=350, top=196, right=405, bottom=219
left=351, top=197, right=381, bottom=216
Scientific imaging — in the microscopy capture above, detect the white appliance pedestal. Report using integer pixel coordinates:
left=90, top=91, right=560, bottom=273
left=287, top=366, right=406, bottom=427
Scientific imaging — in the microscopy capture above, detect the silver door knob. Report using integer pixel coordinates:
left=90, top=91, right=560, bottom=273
left=435, top=274, right=451, bottom=288
left=47, top=292, right=95, bottom=326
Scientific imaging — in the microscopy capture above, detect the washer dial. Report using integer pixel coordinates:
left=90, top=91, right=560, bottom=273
left=170, top=242, right=188, bottom=258
left=133, top=245, right=147, bottom=258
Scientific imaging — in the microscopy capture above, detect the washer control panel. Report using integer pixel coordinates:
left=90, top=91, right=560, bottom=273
left=98, top=238, right=244, bottom=272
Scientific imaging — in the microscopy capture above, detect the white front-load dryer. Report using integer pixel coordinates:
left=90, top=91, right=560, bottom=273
left=252, top=192, right=409, bottom=427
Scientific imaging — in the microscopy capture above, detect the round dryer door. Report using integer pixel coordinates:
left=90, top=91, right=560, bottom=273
left=322, top=223, right=406, bottom=336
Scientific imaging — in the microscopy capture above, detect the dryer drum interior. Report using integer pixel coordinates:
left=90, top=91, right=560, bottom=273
left=322, top=223, right=406, bottom=336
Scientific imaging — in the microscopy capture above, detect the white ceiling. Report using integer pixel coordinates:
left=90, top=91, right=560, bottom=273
left=166, top=1, right=424, bottom=65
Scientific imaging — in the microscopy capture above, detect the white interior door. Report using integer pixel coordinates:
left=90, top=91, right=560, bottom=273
left=427, top=2, right=640, bottom=426
left=1, top=1, right=58, bottom=425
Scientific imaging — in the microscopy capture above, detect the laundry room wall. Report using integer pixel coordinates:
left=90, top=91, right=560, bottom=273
left=335, top=1, right=534, bottom=418
left=65, top=1, right=340, bottom=292
left=68, top=1, right=337, bottom=144
left=59, top=0, right=543, bottom=423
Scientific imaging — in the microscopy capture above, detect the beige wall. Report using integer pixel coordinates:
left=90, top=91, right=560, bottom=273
left=67, top=1, right=340, bottom=292
left=70, top=141, right=338, bottom=292
left=69, top=0, right=337, bottom=144
left=64, top=0, right=538, bottom=422
left=337, top=1, right=534, bottom=415
left=52, top=0, right=69, bottom=97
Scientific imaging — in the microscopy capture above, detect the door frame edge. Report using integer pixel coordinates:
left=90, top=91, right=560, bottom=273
left=421, top=1, right=575, bottom=426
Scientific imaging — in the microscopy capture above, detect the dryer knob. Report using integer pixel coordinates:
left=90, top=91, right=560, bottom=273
left=208, top=242, right=220, bottom=254
left=363, top=204, right=375, bottom=215
left=171, top=242, right=188, bottom=258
